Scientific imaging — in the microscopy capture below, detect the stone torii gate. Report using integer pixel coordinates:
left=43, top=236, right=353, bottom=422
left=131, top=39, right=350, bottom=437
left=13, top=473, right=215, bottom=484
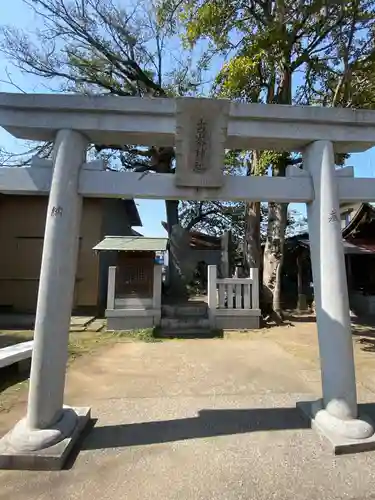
left=1, top=94, right=375, bottom=469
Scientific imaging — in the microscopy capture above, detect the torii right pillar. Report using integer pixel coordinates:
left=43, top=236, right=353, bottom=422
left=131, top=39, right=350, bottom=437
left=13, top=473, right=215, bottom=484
left=298, top=140, right=375, bottom=453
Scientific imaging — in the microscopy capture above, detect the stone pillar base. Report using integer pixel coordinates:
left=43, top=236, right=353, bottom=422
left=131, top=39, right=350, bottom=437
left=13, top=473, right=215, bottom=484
left=0, top=407, right=91, bottom=470
left=297, top=399, right=375, bottom=455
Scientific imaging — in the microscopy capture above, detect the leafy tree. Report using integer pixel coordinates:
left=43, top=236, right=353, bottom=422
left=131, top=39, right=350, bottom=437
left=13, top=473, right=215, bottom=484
left=158, top=0, right=375, bottom=318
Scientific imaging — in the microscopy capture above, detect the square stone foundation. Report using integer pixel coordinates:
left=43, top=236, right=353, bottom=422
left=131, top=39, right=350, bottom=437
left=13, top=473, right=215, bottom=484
left=107, top=315, right=155, bottom=331
left=106, top=308, right=160, bottom=331
left=0, top=407, right=91, bottom=470
left=297, top=401, right=375, bottom=455
left=215, top=315, right=260, bottom=330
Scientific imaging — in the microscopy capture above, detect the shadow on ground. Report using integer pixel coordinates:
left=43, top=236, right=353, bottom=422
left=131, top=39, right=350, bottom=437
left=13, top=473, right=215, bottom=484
left=0, top=361, right=30, bottom=393
left=285, top=313, right=316, bottom=324
left=0, top=334, right=32, bottom=392
left=0, top=315, right=35, bottom=330
left=353, top=336, right=375, bottom=353
left=154, top=328, right=224, bottom=340
left=351, top=316, right=375, bottom=352
left=81, top=407, right=309, bottom=452
left=261, top=312, right=316, bottom=329
left=275, top=312, right=375, bottom=354
left=0, top=333, right=32, bottom=348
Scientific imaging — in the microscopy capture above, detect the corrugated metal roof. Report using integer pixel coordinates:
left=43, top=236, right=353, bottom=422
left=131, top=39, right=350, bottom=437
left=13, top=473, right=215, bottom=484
left=93, top=236, right=168, bottom=252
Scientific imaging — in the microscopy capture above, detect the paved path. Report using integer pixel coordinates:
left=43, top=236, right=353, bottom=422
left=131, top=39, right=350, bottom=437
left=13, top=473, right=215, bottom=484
left=1, top=333, right=375, bottom=499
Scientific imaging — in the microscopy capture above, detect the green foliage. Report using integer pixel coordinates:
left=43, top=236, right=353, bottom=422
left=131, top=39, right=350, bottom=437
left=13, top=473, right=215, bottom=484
left=161, top=0, right=375, bottom=114
left=160, top=0, right=375, bottom=181
left=215, top=54, right=265, bottom=101
left=116, top=329, right=161, bottom=343
left=257, top=151, right=287, bottom=176
left=181, top=1, right=233, bottom=50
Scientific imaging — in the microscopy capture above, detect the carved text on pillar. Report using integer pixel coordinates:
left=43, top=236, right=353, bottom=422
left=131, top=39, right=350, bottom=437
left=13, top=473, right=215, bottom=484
left=328, top=209, right=339, bottom=224
left=194, top=118, right=209, bottom=173
left=51, top=206, right=63, bottom=217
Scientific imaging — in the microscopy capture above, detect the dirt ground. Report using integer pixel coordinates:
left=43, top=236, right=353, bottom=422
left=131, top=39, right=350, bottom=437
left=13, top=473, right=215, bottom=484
left=0, top=322, right=152, bottom=419
left=2, top=313, right=375, bottom=426
left=1, top=314, right=375, bottom=499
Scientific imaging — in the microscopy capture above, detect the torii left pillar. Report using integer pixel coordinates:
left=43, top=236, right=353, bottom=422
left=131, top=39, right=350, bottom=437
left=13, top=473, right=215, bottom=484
left=0, top=129, right=91, bottom=470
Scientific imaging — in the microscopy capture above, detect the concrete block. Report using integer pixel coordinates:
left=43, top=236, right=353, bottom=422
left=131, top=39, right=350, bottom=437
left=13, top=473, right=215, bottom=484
left=161, top=304, right=208, bottom=318
left=70, top=316, right=95, bottom=327
left=215, top=315, right=260, bottom=330
left=161, top=318, right=210, bottom=330
left=0, top=341, right=33, bottom=369
left=86, top=319, right=105, bottom=332
left=106, top=308, right=158, bottom=318
left=158, top=328, right=215, bottom=338
left=297, top=401, right=375, bottom=455
left=0, top=407, right=91, bottom=470
left=107, top=316, right=154, bottom=331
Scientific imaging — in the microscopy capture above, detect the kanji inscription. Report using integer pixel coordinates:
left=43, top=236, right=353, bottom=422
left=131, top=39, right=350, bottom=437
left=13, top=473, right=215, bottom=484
left=194, top=118, right=209, bottom=173
left=51, top=206, right=63, bottom=217
left=328, top=209, right=339, bottom=223
left=175, top=97, right=230, bottom=188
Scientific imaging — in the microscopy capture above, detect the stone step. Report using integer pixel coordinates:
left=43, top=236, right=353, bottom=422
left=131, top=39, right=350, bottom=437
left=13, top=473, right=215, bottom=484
left=160, top=317, right=210, bottom=330
left=157, top=328, right=217, bottom=339
left=161, top=304, right=208, bottom=318
left=159, top=316, right=213, bottom=338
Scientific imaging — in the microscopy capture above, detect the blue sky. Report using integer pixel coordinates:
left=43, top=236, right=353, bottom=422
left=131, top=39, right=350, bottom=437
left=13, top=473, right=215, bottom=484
left=1, top=0, right=375, bottom=236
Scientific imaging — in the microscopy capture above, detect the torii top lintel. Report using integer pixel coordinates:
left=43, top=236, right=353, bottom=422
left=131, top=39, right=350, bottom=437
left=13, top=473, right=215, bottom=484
left=0, top=93, right=375, bottom=156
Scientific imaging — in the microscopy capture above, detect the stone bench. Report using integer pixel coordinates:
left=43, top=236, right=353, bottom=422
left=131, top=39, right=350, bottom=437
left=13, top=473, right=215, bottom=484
left=0, top=341, right=33, bottom=370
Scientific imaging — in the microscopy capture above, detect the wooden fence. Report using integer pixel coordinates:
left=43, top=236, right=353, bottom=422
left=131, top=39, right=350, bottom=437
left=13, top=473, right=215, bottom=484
left=207, top=265, right=261, bottom=329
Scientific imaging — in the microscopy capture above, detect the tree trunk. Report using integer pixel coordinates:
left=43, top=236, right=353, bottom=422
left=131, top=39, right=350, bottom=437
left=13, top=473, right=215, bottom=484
left=297, top=252, right=307, bottom=311
left=155, top=147, right=188, bottom=299
left=262, top=52, right=292, bottom=321
left=165, top=199, right=188, bottom=299
left=243, top=150, right=262, bottom=273
left=262, top=201, right=288, bottom=321
left=221, top=231, right=230, bottom=278
left=261, top=150, right=289, bottom=321
left=165, top=199, right=179, bottom=234
left=244, top=201, right=261, bottom=270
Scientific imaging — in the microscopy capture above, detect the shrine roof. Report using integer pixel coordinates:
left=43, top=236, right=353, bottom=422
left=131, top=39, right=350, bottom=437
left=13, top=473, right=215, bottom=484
left=298, top=238, right=375, bottom=255
left=341, top=203, right=375, bottom=240
left=93, top=236, right=168, bottom=252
